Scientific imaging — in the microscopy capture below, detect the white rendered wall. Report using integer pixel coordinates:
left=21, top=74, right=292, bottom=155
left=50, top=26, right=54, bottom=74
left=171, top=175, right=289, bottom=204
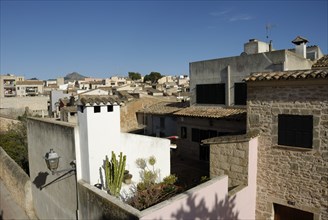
left=78, top=105, right=121, bottom=185
left=119, top=133, right=171, bottom=183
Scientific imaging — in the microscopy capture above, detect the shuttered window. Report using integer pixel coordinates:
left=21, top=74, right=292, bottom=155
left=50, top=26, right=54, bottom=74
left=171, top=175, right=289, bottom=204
left=196, top=83, right=225, bottom=104
left=278, top=114, right=313, bottom=148
left=234, top=83, right=247, bottom=105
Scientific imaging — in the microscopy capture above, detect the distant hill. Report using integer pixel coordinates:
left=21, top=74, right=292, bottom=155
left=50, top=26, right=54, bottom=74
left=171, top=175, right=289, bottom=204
left=64, top=72, right=87, bottom=81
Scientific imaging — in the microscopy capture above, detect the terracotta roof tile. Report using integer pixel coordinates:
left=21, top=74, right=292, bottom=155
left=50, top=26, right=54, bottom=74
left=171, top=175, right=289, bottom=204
left=244, top=69, right=328, bottom=82
left=174, top=106, right=246, bottom=120
left=139, top=101, right=190, bottom=115
left=77, top=95, right=124, bottom=106
left=16, top=80, right=43, bottom=85
left=312, top=55, right=328, bottom=68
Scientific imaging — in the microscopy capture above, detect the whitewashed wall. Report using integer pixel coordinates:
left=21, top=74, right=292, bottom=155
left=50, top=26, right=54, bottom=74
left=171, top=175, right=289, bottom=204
left=77, top=104, right=171, bottom=187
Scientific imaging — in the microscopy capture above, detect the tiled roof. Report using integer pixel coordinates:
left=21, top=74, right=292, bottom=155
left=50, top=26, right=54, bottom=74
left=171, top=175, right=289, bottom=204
left=174, top=106, right=246, bottom=120
left=312, top=55, right=328, bottom=68
left=16, top=80, right=43, bottom=85
left=139, top=101, right=190, bottom=115
left=244, top=69, right=328, bottom=82
left=77, top=95, right=123, bottom=106
left=61, top=106, right=77, bottom=112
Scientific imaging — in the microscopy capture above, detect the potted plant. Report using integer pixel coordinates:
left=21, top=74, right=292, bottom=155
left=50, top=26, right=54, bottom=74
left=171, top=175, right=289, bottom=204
left=123, top=170, right=133, bottom=184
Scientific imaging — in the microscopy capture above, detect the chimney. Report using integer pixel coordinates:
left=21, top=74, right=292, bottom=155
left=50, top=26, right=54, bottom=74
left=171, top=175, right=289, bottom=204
left=292, top=36, right=308, bottom=59
left=269, top=40, right=273, bottom=52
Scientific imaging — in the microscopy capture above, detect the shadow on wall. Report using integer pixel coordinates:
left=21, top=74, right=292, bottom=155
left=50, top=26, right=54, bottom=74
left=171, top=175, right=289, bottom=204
left=33, top=171, right=75, bottom=190
left=32, top=172, right=49, bottom=189
left=169, top=194, right=238, bottom=220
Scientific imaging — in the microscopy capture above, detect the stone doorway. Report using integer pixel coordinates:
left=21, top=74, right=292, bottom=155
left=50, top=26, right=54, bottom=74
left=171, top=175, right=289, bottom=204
left=274, top=203, right=313, bottom=220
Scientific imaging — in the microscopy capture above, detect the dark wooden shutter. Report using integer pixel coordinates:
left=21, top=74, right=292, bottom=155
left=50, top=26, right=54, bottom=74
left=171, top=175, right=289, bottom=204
left=278, top=115, right=313, bottom=148
left=196, top=84, right=225, bottom=104
left=234, top=83, right=247, bottom=105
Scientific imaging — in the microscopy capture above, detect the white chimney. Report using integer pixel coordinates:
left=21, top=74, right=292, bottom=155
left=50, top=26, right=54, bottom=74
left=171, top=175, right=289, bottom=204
left=77, top=97, right=122, bottom=185
left=292, top=36, right=308, bottom=59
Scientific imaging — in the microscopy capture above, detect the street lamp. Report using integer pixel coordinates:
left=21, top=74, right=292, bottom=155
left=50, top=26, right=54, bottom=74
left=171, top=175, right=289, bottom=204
left=43, top=148, right=79, bottom=219
left=44, top=149, right=76, bottom=175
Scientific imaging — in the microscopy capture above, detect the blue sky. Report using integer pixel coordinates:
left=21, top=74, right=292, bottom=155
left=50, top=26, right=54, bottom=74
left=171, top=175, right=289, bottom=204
left=1, top=0, right=327, bottom=80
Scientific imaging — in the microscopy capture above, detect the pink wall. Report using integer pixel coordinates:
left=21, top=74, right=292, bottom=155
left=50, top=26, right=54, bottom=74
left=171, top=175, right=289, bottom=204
left=140, top=136, right=258, bottom=220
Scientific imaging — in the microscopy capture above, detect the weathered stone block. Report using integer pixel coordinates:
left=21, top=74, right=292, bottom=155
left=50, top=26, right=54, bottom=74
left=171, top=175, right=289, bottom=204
left=234, top=149, right=245, bottom=158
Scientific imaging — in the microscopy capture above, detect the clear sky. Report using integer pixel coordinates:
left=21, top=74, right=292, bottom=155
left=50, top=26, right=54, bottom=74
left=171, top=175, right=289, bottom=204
left=1, top=0, right=327, bottom=80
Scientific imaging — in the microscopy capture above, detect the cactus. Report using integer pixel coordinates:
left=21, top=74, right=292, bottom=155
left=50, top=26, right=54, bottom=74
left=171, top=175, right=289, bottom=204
left=104, top=151, right=126, bottom=197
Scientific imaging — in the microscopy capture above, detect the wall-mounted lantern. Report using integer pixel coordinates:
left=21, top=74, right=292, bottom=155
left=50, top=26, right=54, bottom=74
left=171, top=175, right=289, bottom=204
left=43, top=149, right=79, bottom=219
left=44, top=149, right=76, bottom=175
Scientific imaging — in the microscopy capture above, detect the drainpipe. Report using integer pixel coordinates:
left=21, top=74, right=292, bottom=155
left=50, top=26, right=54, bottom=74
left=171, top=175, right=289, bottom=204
left=226, top=65, right=231, bottom=106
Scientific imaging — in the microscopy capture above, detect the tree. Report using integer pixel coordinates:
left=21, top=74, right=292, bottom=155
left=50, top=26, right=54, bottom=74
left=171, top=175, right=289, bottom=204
left=128, top=72, right=141, bottom=81
left=143, top=72, right=162, bottom=83
left=0, top=114, right=29, bottom=174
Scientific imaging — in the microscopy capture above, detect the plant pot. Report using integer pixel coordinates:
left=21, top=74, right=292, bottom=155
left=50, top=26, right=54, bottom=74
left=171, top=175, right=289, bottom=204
left=124, top=173, right=133, bottom=184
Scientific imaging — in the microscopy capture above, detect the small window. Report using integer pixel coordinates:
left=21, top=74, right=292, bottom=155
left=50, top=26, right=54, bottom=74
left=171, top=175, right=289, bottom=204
left=278, top=114, right=313, bottom=148
left=192, top=128, right=200, bottom=142
left=234, top=83, right=247, bottom=105
left=107, top=105, right=113, bottom=112
left=94, top=106, right=101, bottom=113
left=160, top=117, right=165, bottom=129
left=199, top=144, right=210, bottom=161
left=78, top=106, right=84, bottom=113
left=181, top=127, right=187, bottom=139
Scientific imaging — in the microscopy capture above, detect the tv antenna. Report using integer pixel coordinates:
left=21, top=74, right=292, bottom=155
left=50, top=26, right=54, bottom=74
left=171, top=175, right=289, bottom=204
left=265, top=23, right=276, bottom=42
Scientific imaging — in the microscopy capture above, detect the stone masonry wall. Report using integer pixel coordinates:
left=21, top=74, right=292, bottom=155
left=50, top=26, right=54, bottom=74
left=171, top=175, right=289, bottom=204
left=247, top=81, right=328, bottom=219
left=210, top=141, right=249, bottom=188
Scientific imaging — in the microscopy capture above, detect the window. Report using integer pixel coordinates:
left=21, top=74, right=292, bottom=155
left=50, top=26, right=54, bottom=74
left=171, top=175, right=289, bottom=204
left=160, top=117, right=165, bottom=129
left=181, top=127, right=187, bottom=139
left=234, top=83, right=247, bottom=105
left=192, top=128, right=217, bottom=143
left=199, top=144, right=210, bottom=161
left=196, top=83, right=225, bottom=104
left=107, top=105, right=113, bottom=112
left=94, top=106, right=101, bottom=113
left=78, top=106, right=84, bottom=113
left=278, top=114, right=313, bottom=148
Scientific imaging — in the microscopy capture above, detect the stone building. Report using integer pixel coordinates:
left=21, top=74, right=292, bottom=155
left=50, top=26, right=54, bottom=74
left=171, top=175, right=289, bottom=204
left=245, top=68, right=328, bottom=219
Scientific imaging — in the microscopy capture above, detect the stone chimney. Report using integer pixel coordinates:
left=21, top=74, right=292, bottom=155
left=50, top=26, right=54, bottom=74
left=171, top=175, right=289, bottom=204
left=292, top=36, right=308, bottom=59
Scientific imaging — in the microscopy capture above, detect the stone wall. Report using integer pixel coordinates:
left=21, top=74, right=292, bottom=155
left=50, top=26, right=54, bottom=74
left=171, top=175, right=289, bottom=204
left=247, top=80, right=328, bottom=219
left=0, top=116, right=19, bottom=132
left=0, top=147, right=36, bottom=219
left=208, top=134, right=253, bottom=188
left=120, top=97, right=166, bottom=132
